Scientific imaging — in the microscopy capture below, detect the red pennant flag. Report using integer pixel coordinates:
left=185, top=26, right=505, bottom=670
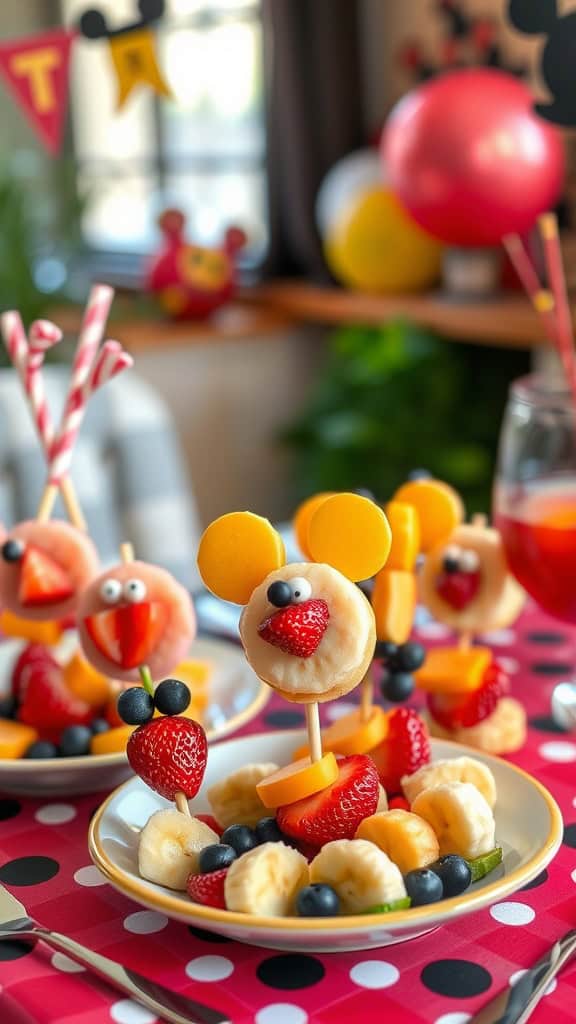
left=0, top=29, right=75, bottom=155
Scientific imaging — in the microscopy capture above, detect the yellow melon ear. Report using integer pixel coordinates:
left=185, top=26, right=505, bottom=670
left=197, top=511, right=285, bottom=605
left=307, top=493, right=391, bottom=582
left=392, top=479, right=464, bottom=554
left=293, top=492, right=335, bottom=559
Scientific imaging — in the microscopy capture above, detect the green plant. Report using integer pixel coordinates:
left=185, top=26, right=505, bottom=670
left=281, top=319, right=528, bottom=513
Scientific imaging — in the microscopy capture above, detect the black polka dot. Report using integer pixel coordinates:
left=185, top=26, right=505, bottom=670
left=0, top=799, right=21, bottom=821
left=529, top=715, right=568, bottom=734
left=421, top=958, right=492, bottom=998
left=531, top=662, right=574, bottom=676
left=0, top=939, right=34, bottom=961
left=563, top=823, right=576, bottom=848
left=265, top=709, right=306, bottom=728
left=526, top=632, right=568, bottom=645
left=0, top=856, right=59, bottom=886
left=257, top=953, right=325, bottom=989
left=187, top=926, right=232, bottom=943
left=521, top=868, right=549, bottom=890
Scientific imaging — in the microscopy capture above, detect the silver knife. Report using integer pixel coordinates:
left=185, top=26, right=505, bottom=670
left=0, top=885, right=229, bottom=1024
left=469, top=927, right=576, bottom=1024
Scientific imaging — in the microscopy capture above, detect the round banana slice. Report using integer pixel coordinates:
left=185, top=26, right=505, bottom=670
left=138, top=810, right=219, bottom=891
left=207, top=763, right=279, bottom=829
left=355, top=809, right=439, bottom=874
left=411, top=781, right=496, bottom=860
left=240, top=562, right=376, bottom=702
left=427, top=697, right=527, bottom=755
left=401, top=756, right=497, bottom=809
left=225, top=842, right=309, bottom=916
left=310, top=838, right=407, bottom=914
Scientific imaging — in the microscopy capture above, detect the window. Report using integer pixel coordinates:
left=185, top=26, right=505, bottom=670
left=61, top=0, right=267, bottom=266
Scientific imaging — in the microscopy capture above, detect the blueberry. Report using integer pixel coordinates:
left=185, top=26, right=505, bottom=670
left=255, top=817, right=284, bottom=844
left=117, top=687, right=154, bottom=725
left=381, top=671, right=414, bottom=703
left=1, top=539, right=24, bottom=562
left=297, top=884, right=340, bottom=917
left=199, top=844, right=237, bottom=874
left=404, top=868, right=444, bottom=906
left=220, top=824, right=259, bottom=855
left=389, top=642, right=426, bottom=672
left=407, top=468, right=432, bottom=481
left=90, top=718, right=110, bottom=735
left=375, top=641, right=398, bottom=663
left=432, top=854, right=472, bottom=898
left=0, top=695, right=17, bottom=719
left=267, top=580, right=293, bottom=608
left=59, top=725, right=92, bottom=757
left=154, top=679, right=191, bottom=716
left=24, top=740, right=59, bottom=759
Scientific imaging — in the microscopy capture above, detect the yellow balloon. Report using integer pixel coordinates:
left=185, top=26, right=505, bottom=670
left=324, top=186, right=443, bottom=293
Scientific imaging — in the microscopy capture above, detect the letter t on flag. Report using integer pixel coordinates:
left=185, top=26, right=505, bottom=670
left=0, top=29, right=75, bottom=155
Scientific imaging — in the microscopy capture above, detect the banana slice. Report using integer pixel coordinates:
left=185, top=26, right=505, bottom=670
left=225, top=842, right=309, bottom=916
left=207, top=763, right=279, bottom=828
left=427, top=697, right=527, bottom=755
left=355, top=809, right=439, bottom=874
left=138, top=810, right=219, bottom=891
left=401, top=756, right=497, bottom=809
left=310, top=839, right=407, bottom=914
left=411, top=781, right=496, bottom=860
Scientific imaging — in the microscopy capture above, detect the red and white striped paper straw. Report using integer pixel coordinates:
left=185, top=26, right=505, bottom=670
left=1, top=311, right=29, bottom=373
left=25, top=319, right=63, bottom=451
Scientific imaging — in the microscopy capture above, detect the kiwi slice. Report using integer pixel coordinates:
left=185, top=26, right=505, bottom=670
left=467, top=847, right=503, bottom=883
left=365, top=896, right=412, bottom=914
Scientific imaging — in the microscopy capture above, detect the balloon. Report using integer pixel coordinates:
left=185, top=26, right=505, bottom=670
left=316, top=149, right=383, bottom=237
left=382, top=68, right=565, bottom=247
left=324, top=186, right=443, bottom=294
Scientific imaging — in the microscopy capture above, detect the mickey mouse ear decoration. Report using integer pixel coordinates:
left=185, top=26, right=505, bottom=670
left=508, top=0, right=576, bottom=125
left=78, top=0, right=171, bottom=110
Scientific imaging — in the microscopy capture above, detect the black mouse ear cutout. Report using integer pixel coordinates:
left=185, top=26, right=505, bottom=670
left=79, top=8, right=109, bottom=39
left=508, top=0, right=558, bottom=35
left=138, top=0, right=165, bottom=23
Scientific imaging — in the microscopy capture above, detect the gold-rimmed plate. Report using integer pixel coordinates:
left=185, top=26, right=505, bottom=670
left=89, top=731, right=563, bottom=952
left=0, top=637, right=269, bottom=797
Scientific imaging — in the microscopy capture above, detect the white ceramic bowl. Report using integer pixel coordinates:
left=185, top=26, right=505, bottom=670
left=0, top=637, right=268, bottom=796
left=89, top=730, right=563, bottom=952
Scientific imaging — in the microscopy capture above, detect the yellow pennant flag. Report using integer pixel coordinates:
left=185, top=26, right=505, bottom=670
left=108, top=26, right=171, bottom=110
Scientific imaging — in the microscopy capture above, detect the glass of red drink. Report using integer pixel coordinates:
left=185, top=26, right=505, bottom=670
left=494, top=374, right=576, bottom=623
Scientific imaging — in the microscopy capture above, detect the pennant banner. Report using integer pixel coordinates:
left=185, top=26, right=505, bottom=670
left=109, top=27, right=172, bottom=111
left=0, top=28, right=75, bottom=155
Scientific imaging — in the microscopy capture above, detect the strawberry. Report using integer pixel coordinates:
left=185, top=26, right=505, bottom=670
left=187, top=868, right=228, bottom=909
left=276, top=754, right=379, bottom=846
left=11, top=643, right=57, bottom=700
left=388, top=795, right=410, bottom=811
left=18, top=548, right=74, bottom=608
left=370, top=708, right=430, bottom=795
left=84, top=602, right=169, bottom=670
left=427, top=662, right=509, bottom=729
left=258, top=599, right=329, bottom=658
left=17, top=661, right=92, bottom=736
left=127, top=715, right=207, bottom=800
left=435, top=570, right=480, bottom=610
left=196, top=813, right=223, bottom=836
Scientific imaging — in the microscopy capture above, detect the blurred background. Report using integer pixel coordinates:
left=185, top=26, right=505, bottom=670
left=0, top=0, right=572, bottom=533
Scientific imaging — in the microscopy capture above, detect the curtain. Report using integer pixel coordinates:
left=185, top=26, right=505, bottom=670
left=262, top=0, right=365, bottom=280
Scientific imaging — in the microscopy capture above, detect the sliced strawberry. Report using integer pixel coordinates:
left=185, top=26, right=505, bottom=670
left=187, top=868, right=228, bottom=909
left=435, top=570, right=480, bottom=610
left=388, top=795, right=411, bottom=811
left=258, top=599, right=329, bottom=658
left=84, top=601, right=168, bottom=670
left=276, top=754, right=379, bottom=846
left=18, top=662, right=92, bottom=735
left=370, top=708, right=430, bottom=795
left=127, top=715, right=207, bottom=800
left=18, top=547, right=74, bottom=608
left=427, top=662, right=509, bottom=729
left=195, top=813, right=223, bottom=837
left=11, top=643, right=57, bottom=700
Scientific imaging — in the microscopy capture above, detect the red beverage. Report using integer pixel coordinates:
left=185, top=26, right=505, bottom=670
left=495, top=481, right=576, bottom=623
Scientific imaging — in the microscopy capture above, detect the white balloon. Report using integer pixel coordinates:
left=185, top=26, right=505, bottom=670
left=316, top=149, right=384, bottom=238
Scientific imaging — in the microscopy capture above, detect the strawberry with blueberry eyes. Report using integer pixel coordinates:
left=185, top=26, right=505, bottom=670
left=435, top=545, right=481, bottom=611
left=257, top=577, right=330, bottom=658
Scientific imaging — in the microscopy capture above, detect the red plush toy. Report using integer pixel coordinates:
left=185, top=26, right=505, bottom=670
left=146, top=208, right=247, bottom=320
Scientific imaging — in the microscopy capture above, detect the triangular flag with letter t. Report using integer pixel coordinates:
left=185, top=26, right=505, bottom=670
left=0, top=29, right=75, bottom=155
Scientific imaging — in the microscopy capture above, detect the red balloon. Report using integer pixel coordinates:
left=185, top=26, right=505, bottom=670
left=382, top=69, right=565, bottom=247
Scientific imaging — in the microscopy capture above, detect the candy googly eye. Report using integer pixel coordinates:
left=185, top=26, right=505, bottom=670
left=100, top=578, right=122, bottom=605
left=442, top=545, right=462, bottom=573
left=460, top=549, right=480, bottom=573
left=123, top=578, right=147, bottom=603
left=267, top=580, right=293, bottom=608
left=288, top=577, right=312, bottom=604
left=1, top=539, right=25, bottom=563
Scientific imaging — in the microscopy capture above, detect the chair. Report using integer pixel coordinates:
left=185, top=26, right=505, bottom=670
left=0, top=366, right=203, bottom=592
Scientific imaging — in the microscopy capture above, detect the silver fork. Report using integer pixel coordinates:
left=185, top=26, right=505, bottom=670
left=0, top=886, right=229, bottom=1024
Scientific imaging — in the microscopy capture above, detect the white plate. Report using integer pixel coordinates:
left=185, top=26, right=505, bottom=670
left=89, top=730, right=563, bottom=952
left=0, top=637, right=269, bottom=797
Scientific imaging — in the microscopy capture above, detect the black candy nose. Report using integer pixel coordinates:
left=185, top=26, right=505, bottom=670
left=267, top=580, right=293, bottom=607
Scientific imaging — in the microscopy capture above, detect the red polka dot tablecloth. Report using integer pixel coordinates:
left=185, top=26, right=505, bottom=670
left=1, top=603, right=576, bottom=1024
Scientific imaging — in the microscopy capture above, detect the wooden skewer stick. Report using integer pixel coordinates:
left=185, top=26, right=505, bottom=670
left=120, top=541, right=135, bottom=564
left=458, top=512, right=487, bottom=651
left=360, top=665, right=374, bottom=723
left=305, top=702, right=323, bottom=763
left=36, top=483, right=59, bottom=523
left=174, top=792, right=191, bottom=817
